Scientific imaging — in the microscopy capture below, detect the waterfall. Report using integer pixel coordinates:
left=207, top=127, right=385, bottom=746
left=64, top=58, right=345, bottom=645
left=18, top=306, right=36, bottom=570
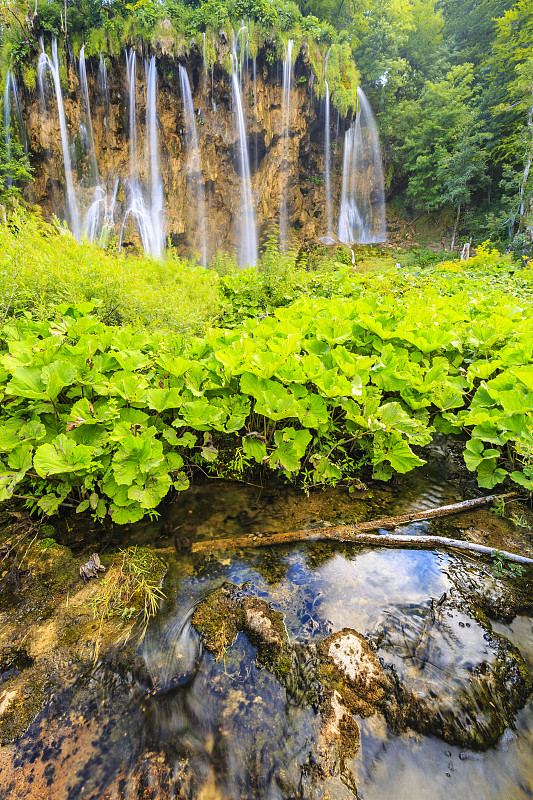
left=120, top=51, right=165, bottom=258
left=323, top=47, right=332, bottom=234
left=279, top=39, right=293, bottom=250
left=3, top=73, right=12, bottom=187
left=179, top=64, right=208, bottom=265
left=230, top=40, right=257, bottom=268
left=38, top=38, right=81, bottom=238
left=147, top=56, right=165, bottom=255
left=78, top=44, right=105, bottom=240
left=79, top=45, right=98, bottom=182
left=337, top=86, right=386, bottom=244
left=97, top=54, right=109, bottom=107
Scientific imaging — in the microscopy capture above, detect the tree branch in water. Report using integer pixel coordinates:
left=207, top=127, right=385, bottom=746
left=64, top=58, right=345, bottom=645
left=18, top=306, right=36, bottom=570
left=191, top=492, right=533, bottom=565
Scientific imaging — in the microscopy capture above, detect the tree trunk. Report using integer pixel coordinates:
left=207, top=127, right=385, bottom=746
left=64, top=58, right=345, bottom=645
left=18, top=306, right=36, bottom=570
left=518, top=77, right=533, bottom=234
left=450, top=205, right=461, bottom=252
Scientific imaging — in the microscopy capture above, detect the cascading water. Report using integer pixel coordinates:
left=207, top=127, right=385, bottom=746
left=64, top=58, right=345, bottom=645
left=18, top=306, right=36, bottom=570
left=3, top=73, right=12, bottom=187
left=279, top=39, right=293, bottom=251
left=337, top=86, right=386, bottom=244
left=120, top=51, right=165, bottom=258
left=79, top=46, right=98, bottom=181
left=146, top=56, right=165, bottom=255
left=79, top=44, right=106, bottom=240
left=230, top=36, right=257, bottom=268
left=38, top=38, right=81, bottom=238
left=323, top=47, right=332, bottom=235
left=179, top=64, right=208, bottom=265
left=97, top=54, right=110, bottom=107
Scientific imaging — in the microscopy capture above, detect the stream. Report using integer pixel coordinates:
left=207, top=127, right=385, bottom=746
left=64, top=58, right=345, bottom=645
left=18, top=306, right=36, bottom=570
left=1, top=468, right=532, bottom=799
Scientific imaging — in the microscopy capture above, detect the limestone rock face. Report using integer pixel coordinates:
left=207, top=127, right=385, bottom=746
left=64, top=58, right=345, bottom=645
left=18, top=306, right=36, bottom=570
left=22, top=45, right=343, bottom=255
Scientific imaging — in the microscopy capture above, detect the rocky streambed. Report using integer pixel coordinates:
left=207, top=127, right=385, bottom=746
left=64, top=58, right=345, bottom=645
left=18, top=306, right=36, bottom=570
left=0, top=465, right=533, bottom=799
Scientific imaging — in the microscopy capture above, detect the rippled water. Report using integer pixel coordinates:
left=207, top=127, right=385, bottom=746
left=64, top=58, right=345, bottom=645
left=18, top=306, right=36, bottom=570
left=1, top=471, right=532, bottom=799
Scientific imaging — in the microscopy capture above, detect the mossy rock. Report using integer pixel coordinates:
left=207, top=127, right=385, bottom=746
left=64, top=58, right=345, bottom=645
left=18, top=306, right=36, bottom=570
left=317, top=629, right=392, bottom=719
left=192, top=583, right=245, bottom=658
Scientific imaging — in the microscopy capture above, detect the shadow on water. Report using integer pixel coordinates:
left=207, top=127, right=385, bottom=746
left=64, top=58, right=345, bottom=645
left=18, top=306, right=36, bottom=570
left=1, top=468, right=533, bottom=799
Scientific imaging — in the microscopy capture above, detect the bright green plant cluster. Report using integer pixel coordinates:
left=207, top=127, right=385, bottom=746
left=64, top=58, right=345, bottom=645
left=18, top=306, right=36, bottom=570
left=0, top=212, right=220, bottom=332
left=1, top=247, right=533, bottom=525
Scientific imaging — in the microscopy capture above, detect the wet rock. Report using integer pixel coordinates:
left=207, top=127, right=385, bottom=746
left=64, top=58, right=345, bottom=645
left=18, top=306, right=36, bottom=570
left=313, top=689, right=361, bottom=782
left=192, top=583, right=291, bottom=674
left=79, top=552, right=106, bottom=582
left=191, top=583, right=245, bottom=659
left=318, top=629, right=392, bottom=718
left=0, top=525, right=167, bottom=743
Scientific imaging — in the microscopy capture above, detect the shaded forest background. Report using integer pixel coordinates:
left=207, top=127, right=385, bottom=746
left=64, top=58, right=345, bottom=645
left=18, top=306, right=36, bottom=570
left=0, top=0, right=532, bottom=249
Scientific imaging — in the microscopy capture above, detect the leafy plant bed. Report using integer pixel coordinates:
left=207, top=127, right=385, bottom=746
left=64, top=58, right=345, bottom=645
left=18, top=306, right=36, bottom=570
left=1, top=245, right=533, bottom=525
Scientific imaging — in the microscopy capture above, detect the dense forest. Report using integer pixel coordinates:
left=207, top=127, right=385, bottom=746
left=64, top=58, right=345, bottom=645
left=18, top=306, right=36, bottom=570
left=1, top=0, right=532, bottom=249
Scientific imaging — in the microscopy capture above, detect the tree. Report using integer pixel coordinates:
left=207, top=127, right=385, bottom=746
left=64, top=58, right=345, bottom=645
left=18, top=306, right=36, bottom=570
left=488, top=0, right=533, bottom=241
left=382, top=64, right=488, bottom=236
left=0, top=124, right=33, bottom=202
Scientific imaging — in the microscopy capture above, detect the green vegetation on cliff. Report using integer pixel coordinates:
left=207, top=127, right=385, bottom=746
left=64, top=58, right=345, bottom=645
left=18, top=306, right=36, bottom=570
left=0, top=0, right=359, bottom=116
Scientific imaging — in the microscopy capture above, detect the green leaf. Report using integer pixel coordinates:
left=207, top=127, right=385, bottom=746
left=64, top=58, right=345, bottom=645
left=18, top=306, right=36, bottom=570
left=127, top=472, right=171, bottom=508
left=42, top=360, right=79, bottom=400
left=34, top=435, right=94, bottom=477
left=269, top=427, right=312, bottom=473
left=5, top=367, right=46, bottom=399
left=109, top=503, right=145, bottom=524
left=7, top=443, right=33, bottom=473
left=510, top=471, right=533, bottom=490
left=112, top=434, right=165, bottom=485
left=242, top=435, right=267, bottom=463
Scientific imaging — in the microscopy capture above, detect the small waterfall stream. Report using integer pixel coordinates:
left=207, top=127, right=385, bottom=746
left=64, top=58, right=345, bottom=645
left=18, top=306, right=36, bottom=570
left=179, top=64, right=208, bottom=265
left=230, top=34, right=257, bottom=268
left=323, top=47, right=332, bottom=235
left=79, top=45, right=98, bottom=182
left=279, top=39, right=293, bottom=250
left=120, top=51, right=165, bottom=257
left=97, top=54, right=109, bottom=107
left=38, top=38, right=81, bottom=238
left=79, top=44, right=104, bottom=240
left=3, top=73, right=12, bottom=186
left=338, top=86, right=386, bottom=244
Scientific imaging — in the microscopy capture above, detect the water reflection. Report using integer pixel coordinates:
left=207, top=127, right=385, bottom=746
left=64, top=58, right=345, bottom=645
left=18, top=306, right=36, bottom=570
left=1, top=474, right=532, bottom=799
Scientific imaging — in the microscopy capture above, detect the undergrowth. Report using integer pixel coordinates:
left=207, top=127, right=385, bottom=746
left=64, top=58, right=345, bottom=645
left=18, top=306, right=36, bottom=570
left=1, top=234, right=533, bottom=524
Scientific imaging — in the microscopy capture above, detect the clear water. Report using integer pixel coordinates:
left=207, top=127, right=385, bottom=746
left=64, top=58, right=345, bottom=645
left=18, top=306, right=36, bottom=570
left=1, top=476, right=532, bottom=799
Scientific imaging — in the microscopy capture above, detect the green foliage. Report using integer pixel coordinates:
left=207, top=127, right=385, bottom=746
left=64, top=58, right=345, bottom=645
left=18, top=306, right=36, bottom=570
left=0, top=211, right=219, bottom=332
left=487, top=0, right=533, bottom=241
left=0, top=125, right=32, bottom=202
left=492, top=550, right=525, bottom=578
left=1, top=247, right=533, bottom=523
left=91, top=546, right=166, bottom=654
left=383, top=64, right=489, bottom=212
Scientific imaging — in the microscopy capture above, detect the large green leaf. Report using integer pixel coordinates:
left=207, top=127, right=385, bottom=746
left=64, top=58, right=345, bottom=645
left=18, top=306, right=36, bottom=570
left=34, top=435, right=94, bottom=477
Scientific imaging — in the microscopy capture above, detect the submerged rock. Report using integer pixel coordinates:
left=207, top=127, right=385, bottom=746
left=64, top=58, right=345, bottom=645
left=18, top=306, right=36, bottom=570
left=318, top=629, right=390, bottom=718
left=192, top=583, right=533, bottom=763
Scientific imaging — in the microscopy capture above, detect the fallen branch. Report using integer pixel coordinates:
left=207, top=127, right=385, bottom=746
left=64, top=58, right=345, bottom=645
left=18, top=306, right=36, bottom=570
left=191, top=492, right=533, bottom=565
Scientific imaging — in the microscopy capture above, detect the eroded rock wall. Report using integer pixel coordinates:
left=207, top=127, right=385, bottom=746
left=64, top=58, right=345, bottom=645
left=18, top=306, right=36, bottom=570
left=22, top=44, right=344, bottom=255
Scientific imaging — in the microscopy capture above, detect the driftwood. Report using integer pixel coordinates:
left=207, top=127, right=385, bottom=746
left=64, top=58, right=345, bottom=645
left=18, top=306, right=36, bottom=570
left=191, top=491, right=533, bottom=565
